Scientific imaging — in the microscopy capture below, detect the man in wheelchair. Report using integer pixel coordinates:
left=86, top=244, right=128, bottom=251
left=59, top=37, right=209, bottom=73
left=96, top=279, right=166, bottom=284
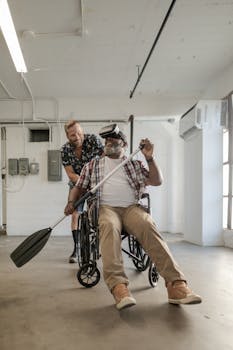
left=64, top=124, right=202, bottom=310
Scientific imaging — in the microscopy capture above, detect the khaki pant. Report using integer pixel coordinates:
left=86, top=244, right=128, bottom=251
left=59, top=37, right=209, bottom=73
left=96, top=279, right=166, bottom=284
left=98, top=204, right=185, bottom=291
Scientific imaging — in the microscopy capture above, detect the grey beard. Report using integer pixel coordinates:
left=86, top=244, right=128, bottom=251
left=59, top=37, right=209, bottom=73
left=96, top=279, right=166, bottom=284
left=104, top=144, right=122, bottom=156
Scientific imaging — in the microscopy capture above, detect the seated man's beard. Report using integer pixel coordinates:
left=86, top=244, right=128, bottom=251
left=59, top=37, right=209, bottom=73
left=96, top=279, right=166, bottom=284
left=104, top=144, right=122, bottom=156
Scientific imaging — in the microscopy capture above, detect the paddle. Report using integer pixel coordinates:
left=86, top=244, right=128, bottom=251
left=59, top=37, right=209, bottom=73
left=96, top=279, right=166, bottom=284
left=10, top=146, right=143, bottom=267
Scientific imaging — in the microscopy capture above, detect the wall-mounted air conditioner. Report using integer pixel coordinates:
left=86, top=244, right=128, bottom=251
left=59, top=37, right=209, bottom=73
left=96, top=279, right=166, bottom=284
left=179, top=99, right=228, bottom=140
left=179, top=106, right=203, bottom=139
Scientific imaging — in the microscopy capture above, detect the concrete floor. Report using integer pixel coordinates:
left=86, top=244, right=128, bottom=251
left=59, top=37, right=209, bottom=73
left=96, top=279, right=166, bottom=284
left=0, top=234, right=233, bottom=350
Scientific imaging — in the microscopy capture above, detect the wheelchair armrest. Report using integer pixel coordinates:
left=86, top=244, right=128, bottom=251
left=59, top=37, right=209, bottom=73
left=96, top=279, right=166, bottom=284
left=141, top=193, right=149, bottom=199
left=140, top=193, right=151, bottom=214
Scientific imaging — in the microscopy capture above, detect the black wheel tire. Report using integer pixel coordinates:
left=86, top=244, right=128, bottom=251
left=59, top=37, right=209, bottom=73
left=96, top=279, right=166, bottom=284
left=77, top=212, right=90, bottom=267
left=148, top=262, right=159, bottom=288
left=77, top=262, right=100, bottom=288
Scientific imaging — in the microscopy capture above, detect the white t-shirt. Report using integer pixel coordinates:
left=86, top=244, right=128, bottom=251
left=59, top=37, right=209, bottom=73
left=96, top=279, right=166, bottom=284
left=100, top=157, right=137, bottom=207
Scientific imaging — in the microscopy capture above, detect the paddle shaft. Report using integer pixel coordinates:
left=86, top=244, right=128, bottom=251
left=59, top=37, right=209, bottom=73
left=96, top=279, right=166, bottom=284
left=89, top=146, right=141, bottom=194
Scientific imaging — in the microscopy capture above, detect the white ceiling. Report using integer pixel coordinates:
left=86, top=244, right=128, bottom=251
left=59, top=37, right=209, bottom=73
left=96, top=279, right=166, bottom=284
left=0, top=0, right=233, bottom=114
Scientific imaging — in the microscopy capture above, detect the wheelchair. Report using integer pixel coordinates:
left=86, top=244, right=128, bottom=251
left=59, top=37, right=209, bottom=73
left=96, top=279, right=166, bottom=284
left=75, top=193, right=159, bottom=289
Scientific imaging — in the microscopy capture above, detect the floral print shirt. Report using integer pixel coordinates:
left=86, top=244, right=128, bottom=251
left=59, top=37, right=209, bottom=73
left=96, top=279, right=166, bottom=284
left=61, top=134, right=104, bottom=186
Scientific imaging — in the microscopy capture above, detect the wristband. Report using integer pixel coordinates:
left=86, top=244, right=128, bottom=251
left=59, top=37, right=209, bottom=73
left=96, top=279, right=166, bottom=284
left=68, top=200, right=74, bottom=204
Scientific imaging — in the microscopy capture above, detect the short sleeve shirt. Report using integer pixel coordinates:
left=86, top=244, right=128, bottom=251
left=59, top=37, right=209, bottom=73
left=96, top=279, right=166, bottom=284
left=61, top=134, right=104, bottom=178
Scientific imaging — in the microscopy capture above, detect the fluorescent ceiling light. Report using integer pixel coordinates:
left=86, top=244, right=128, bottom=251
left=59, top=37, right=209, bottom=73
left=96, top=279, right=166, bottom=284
left=0, top=0, right=27, bottom=72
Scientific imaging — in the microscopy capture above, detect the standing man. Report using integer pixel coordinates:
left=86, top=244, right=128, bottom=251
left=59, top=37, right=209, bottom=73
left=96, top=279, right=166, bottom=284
left=61, top=120, right=103, bottom=263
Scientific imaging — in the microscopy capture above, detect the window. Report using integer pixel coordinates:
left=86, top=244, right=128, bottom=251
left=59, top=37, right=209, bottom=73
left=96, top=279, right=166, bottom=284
left=223, top=94, right=233, bottom=229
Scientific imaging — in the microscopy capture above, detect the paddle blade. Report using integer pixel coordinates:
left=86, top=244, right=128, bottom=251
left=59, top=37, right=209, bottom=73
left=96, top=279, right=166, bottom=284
left=10, top=227, right=52, bottom=268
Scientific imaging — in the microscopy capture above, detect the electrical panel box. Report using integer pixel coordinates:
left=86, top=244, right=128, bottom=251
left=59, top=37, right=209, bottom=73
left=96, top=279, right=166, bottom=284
left=47, top=150, right=62, bottom=181
left=8, top=159, right=19, bottom=175
left=19, top=158, right=29, bottom=175
left=29, top=162, right=39, bottom=175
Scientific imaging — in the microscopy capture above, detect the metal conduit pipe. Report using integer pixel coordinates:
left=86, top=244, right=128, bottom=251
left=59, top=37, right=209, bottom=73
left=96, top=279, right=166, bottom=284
left=129, top=0, right=177, bottom=99
left=0, top=79, right=16, bottom=99
left=129, top=115, right=134, bottom=153
left=20, top=73, right=36, bottom=119
left=0, top=119, right=130, bottom=125
left=180, top=103, right=197, bottom=119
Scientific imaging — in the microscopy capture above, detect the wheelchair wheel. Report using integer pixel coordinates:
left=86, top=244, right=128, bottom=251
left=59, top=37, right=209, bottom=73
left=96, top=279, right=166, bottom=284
left=128, top=236, right=150, bottom=272
left=77, top=262, right=100, bottom=288
left=148, top=262, right=159, bottom=288
left=77, top=212, right=90, bottom=267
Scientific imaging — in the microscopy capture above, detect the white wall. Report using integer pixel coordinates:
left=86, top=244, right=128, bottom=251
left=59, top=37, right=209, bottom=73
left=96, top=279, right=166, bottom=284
left=133, top=118, right=184, bottom=233
left=182, top=101, right=223, bottom=246
left=5, top=124, right=68, bottom=236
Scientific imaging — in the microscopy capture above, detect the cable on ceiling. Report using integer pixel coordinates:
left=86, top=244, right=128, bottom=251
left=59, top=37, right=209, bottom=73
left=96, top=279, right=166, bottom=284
left=129, top=0, right=177, bottom=99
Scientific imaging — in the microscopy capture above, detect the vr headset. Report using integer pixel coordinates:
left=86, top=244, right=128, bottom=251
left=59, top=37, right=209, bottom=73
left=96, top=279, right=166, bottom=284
left=99, top=124, right=126, bottom=143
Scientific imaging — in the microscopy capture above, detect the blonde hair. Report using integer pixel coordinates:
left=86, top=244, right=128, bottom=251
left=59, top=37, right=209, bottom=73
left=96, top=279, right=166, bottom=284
left=64, top=120, right=81, bottom=133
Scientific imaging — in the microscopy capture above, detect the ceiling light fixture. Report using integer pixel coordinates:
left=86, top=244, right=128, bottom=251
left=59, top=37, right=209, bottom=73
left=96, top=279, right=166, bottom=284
left=0, top=0, right=27, bottom=72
